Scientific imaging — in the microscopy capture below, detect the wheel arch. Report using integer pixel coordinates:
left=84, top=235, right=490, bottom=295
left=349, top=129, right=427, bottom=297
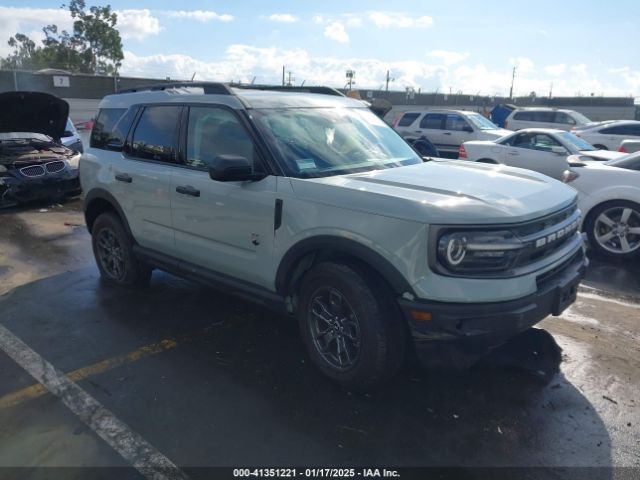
left=84, top=188, right=133, bottom=239
left=275, top=236, right=415, bottom=298
left=582, top=198, right=640, bottom=230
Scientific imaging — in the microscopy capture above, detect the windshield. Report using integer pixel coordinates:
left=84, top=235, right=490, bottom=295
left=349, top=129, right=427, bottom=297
left=605, top=151, right=640, bottom=168
left=467, top=113, right=500, bottom=130
left=252, top=107, right=422, bottom=178
left=560, top=132, right=596, bottom=151
left=571, top=111, right=592, bottom=125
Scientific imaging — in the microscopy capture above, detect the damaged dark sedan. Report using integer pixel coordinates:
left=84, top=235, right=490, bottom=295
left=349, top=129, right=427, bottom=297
left=0, top=91, right=81, bottom=207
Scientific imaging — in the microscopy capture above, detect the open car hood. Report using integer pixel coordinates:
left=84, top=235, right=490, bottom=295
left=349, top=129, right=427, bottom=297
left=0, top=91, right=69, bottom=140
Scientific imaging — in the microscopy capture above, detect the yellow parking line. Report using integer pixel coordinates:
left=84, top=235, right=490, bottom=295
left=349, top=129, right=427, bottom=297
left=0, top=338, right=178, bottom=410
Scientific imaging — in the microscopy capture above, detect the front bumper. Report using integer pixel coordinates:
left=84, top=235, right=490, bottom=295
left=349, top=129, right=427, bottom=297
left=399, top=249, right=587, bottom=366
left=0, top=169, right=80, bottom=205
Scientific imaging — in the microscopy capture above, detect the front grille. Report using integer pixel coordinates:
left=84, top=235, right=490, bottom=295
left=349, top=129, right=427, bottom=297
left=45, top=161, right=65, bottom=173
left=19, top=165, right=46, bottom=177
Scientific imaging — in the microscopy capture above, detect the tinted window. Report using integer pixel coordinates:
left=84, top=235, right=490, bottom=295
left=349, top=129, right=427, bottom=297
left=509, top=132, right=563, bottom=151
left=91, top=108, right=126, bottom=149
left=445, top=114, right=470, bottom=131
left=601, top=125, right=640, bottom=136
left=532, top=111, right=555, bottom=122
left=130, top=106, right=181, bottom=163
left=186, top=107, right=256, bottom=170
left=420, top=113, right=444, bottom=129
left=397, top=113, right=420, bottom=127
left=513, top=111, right=533, bottom=121
left=555, top=112, right=576, bottom=125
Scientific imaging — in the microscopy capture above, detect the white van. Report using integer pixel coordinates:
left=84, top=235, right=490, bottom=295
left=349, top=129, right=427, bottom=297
left=504, top=108, right=592, bottom=131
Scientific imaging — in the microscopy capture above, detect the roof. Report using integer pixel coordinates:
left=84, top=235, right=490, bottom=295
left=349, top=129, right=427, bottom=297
left=98, top=82, right=367, bottom=110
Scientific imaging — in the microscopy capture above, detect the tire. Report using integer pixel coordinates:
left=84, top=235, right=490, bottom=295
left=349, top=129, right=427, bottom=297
left=91, top=212, right=152, bottom=286
left=584, top=200, right=640, bottom=259
left=477, top=158, right=498, bottom=164
left=297, top=261, right=406, bottom=389
left=593, top=144, right=608, bottom=150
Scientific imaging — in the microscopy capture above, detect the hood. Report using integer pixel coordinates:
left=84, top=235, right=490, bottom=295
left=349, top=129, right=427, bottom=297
left=291, top=160, right=577, bottom=224
left=0, top=91, right=69, bottom=140
left=580, top=149, right=625, bottom=161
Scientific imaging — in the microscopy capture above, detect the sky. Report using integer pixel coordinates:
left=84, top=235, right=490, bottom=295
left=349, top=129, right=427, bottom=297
left=1, top=0, right=639, bottom=98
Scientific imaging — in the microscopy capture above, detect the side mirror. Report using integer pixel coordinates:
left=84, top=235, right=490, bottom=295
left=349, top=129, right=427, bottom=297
left=209, top=155, right=266, bottom=182
left=551, top=146, right=566, bottom=155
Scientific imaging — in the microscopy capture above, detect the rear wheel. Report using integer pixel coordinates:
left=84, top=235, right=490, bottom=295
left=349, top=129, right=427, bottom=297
left=297, top=262, right=405, bottom=389
left=91, top=212, right=152, bottom=286
left=593, top=144, right=608, bottom=150
left=477, top=158, right=498, bottom=164
left=585, top=201, right=640, bottom=259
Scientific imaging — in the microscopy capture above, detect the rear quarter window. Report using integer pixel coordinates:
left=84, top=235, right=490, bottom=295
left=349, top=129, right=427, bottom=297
left=90, top=108, right=127, bottom=149
left=513, top=111, right=534, bottom=121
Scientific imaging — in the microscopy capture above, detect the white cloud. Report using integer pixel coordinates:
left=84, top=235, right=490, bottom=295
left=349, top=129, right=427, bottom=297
left=368, top=11, right=433, bottom=29
left=162, top=10, right=233, bottom=22
left=428, top=50, right=469, bottom=66
left=118, top=47, right=640, bottom=97
left=117, top=10, right=161, bottom=40
left=268, top=13, right=298, bottom=23
left=324, top=22, right=349, bottom=43
left=544, top=64, right=566, bottom=76
left=509, top=56, right=535, bottom=74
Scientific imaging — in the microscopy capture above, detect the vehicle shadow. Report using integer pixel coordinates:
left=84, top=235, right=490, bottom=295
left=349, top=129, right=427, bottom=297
left=0, top=269, right=613, bottom=476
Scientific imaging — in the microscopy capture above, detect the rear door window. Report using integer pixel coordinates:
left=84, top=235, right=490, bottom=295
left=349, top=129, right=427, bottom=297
left=532, top=111, right=555, bottom=122
left=513, top=111, right=534, bottom=121
left=129, top=105, right=181, bottom=163
left=397, top=113, right=420, bottom=127
left=420, top=113, right=445, bottom=129
left=601, top=125, right=640, bottom=136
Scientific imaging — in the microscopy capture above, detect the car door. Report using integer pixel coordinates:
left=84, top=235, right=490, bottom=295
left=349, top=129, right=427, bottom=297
left=416, top=113, right=447, bottom=151
left=115, top=104, right=180, bottom=255
left=170, top=105, right=277, bottom=288
left=502, top=132, right=568, bottom=179
left=444, top=113, right=474, bottom=150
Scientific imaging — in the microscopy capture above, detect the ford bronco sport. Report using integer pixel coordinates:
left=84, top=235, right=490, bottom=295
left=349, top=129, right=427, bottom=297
left=81, top=83, right=587, bottom=388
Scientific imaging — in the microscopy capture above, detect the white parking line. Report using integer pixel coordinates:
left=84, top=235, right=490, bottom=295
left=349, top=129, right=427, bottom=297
left=0, top=323, right=189, bottom=480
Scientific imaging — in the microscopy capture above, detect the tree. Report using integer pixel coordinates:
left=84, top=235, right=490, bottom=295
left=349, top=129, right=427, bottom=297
left=1, top=1, right=123, bottom=74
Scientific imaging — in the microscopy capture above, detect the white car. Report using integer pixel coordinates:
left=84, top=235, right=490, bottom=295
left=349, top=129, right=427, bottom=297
left=619, top=139, right=640, bottom=154
left=574, top=120, right=640, bottom=150
left=564, top=152, right=640, bottom=259
left=392, top=109, right=511, bottom=156
left=460, top=128, right=624, bottom=180
left=504, top=108, right=592, bottom=131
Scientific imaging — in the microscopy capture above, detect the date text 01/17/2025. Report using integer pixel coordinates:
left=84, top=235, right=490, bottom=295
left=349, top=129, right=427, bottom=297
left=232, top=468, right=400, bottom=478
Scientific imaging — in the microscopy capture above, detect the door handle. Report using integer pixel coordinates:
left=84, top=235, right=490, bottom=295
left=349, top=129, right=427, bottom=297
left=443, top=132, right=452, bottom=135
left=115, top=173, right=132, bottom=183
left=507, top=151, right=519, bottom=156
left=414, top=130, right=423, bottom=133
left=175, top=185, right=200, bottom=197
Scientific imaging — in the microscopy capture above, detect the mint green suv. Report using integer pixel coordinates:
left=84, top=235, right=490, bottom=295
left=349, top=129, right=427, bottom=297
left=81, top=83, right=587, bottom=388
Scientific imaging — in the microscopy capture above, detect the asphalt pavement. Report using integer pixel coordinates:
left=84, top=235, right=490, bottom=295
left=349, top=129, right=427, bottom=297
left=0, top=199, right=638, bottom=479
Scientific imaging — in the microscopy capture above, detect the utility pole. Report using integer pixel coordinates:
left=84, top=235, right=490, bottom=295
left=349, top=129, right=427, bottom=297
left=385, top=70, right=394, bottom=92
left=345, top=70, right=355, bottom=91
left=549, top=82, right=553, bottom=99
left=282, top=66, right=285, bottom=86
left=286, top=71, right=294, bottom=86
left=509, top=65, right=517, bottom=100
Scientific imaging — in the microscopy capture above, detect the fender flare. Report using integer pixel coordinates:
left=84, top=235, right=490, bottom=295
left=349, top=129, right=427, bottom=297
left=275, top=235, right=415, bottom=297
left=83, top=188, right=133, bottom=238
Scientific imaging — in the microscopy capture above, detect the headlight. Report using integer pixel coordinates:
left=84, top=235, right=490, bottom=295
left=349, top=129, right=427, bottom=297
left=67, top=154, right=81, bottom=169
left=437, top=230, right=522, bottom=273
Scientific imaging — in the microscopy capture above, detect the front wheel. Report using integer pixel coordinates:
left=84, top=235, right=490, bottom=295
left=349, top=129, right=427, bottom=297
left=297, top=262, right=405, bottom=389
left=585, top=201, right=640, bottom=259
left=91, top=212, right=152, bottom=286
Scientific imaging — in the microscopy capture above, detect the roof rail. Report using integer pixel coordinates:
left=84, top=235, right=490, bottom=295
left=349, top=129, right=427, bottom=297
left=231, top=84, right=345, bottom=97
left=117, top=82, right=233, bottom=95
